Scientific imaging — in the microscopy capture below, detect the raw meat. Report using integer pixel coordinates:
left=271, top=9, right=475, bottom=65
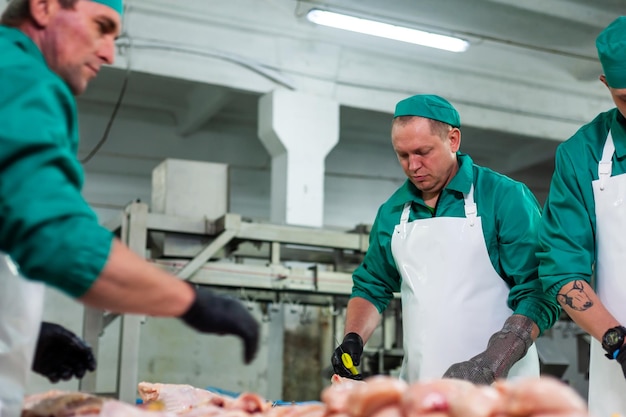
left=22, top=375, right=591, bottom=417
left=21, top=391, right=104, bottom=417
left=138, top=382, right=233, bottom=413
left=137, top=382, right=273, bottom=415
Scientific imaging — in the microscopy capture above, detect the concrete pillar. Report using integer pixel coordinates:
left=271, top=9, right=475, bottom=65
left=258, top=89, right=339, bottom=227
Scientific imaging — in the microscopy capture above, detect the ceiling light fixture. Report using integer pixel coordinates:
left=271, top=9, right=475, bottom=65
left=306, top=9, right=470, bottom=53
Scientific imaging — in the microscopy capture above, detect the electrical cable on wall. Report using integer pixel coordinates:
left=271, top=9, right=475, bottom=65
left=81, top=2, right=133, bottom=165
left=79, top=35, right=298, bottom=164
left=80, top=40, right=132, bottom=164
left=80, top=1, right=298, bottom=164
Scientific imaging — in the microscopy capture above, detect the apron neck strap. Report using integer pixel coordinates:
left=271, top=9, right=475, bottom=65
left=400, top=202, right=411, bottom=224
left=598, top=130, right=615, bottom=191
left=399, top=183, right=478, bottom=225
left=464, top=183, right=477, bottom=226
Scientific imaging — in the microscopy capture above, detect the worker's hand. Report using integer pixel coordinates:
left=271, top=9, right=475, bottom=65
left=331, top=332, right=364, bottom=379
left=32, top=322, right=96, bottom=383
left=443, top=315, right=534, bottom=385
left=179, top=285, right=260, bottom=364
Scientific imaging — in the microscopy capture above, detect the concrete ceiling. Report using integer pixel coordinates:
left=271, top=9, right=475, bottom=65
left=73, top=0, right=621, bottom=203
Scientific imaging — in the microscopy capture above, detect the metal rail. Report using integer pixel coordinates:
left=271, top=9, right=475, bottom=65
left=80, top=202, right=370, bottom=400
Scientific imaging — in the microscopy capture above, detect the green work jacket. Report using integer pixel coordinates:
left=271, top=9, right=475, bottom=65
left=353, top=153, right=560, bottom=334
left=0, top=26, right=113, bottom=297
left=538, top=109, right=626, bottom=299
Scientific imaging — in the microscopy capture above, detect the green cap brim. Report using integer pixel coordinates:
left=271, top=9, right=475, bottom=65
left=92, top=0, right=123, bottom=16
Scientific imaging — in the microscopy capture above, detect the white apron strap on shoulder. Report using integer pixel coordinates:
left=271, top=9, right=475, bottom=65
left=398, top=202, right=411, bottom=239
left=598, top=130, right=615, bottom=191
left=463, top=184, right=477, bottom=226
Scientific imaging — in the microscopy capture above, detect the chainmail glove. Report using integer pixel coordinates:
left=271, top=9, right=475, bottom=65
left=180, top=284, right=260, bottom=364
left=32, top=322, right=96, bottom=383
left=331, top=332, right=364, bottom=379
left=442, top=315, right=534, bottom=385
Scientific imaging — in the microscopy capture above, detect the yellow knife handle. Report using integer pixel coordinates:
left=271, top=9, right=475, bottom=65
left=341, top=352, right=359, bottom=375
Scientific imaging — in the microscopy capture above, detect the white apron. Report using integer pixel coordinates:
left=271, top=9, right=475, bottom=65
left=0, top=254, right=45, bottom=417
left=392, top=185, right=539, bottom=382
left=589, top=130, right=626, bottom=416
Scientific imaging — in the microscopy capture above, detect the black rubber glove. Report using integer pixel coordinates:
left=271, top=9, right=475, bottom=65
left=616, top=347, right=626, bottom=379
left=331, top=332, right=364, bottom=380
left=32, top=322, right=96, bottom=383
left=180, top=284, right=260, bottom=364
left=443, top=315, right=534, bottom=385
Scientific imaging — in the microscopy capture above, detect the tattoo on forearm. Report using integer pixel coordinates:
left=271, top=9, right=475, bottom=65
left=557, top=280, right=593, bottom=311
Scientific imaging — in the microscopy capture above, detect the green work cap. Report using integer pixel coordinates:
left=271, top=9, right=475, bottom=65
left=596, top=16, right=626, bottom=89
left=393, top=94, right=461, bottom=128
left=92, top=0, right=123, bottom=16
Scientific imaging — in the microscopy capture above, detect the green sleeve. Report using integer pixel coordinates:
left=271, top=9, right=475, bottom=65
left=0, top=68, right=113, bottom=298
left=538, top=146, right=595, bottom=300
left=351, top=206, right=401, bottom=313
left=496, top=181, right=561, bottom=334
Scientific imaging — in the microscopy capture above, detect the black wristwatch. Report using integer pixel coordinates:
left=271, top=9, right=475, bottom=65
left=601, top=326, right=626, bottom=359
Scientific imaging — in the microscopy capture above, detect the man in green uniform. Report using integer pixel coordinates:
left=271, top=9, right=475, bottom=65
left=332, top=94, right=560, bottom=384
left=537, top=16, right=626, bottom=416
left=0, top=1, right=259, bottom=414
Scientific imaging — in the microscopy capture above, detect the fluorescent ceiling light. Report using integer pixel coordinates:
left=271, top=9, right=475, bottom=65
left=306, top=9, right=469, bottom=53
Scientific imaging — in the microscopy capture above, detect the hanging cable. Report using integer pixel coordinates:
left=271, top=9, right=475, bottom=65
left=81, top=2, right=134, bottom=165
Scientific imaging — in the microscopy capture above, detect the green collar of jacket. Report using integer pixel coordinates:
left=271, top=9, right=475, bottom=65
left=389, top=152, right=474, bottom=205
left=611, top=110, right=626, bottom=158
left=0, top=25, right=47, bottom=66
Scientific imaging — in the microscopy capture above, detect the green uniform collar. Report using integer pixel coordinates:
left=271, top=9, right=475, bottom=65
left=444, top=152, right=474, bottom=195
left=391, top=152, right=474, bottom=205
left=612, top=111, right=626, bottom=159
left=0, top=26, right=46, bottom=66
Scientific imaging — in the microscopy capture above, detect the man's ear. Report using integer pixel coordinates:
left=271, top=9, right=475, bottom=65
left=600, top=74, right=610, bottom=89
left=29, top=0, right=59, bottom=28
left=448, top=128, right=461, bottom=152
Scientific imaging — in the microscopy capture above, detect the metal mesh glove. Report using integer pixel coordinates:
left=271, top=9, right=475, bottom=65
left=180, top=284, right=260, bottom=364
left=331, top=332, right=364, bottom=380
left=442, top=315, right=534, bottom=384
left=32, top=322, right=96, bottom=383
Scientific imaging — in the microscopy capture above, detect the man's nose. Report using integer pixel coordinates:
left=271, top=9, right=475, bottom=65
left=408, top=155, right=422, bottom=171
left=98, top=37, right=116, bottom=65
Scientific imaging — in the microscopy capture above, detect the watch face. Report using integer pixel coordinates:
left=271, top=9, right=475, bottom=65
left=606, top=331, right=621, bottom=347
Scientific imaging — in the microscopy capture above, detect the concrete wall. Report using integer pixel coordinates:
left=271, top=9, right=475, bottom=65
left=78, top=101, right=404, bottom=229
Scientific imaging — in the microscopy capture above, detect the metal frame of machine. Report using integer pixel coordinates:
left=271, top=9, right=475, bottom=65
left=79, top=201, right=371, bottom=401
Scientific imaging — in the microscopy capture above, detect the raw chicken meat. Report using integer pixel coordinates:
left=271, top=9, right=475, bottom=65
left=138, top=382, right=272, bottom=415
left=22, top=375, right=591, bottom=417
left=226, top=392, right=272, bottom=413
left=98, top=400, right=176, bottom=417
left=345, top=376, right=408, bottom=417
left=22, top=391, right=66, bottom=410
left=330, top=374, right=366, bottom=385
left=323, top=375, right=591, bottom=417
left=138, top=382, right=233, bottom=413
left=401, top=378, right=477, bottom=417
left=492, top=377, right=588, bottom=417
left=21, top=391, right=104, bottom=417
